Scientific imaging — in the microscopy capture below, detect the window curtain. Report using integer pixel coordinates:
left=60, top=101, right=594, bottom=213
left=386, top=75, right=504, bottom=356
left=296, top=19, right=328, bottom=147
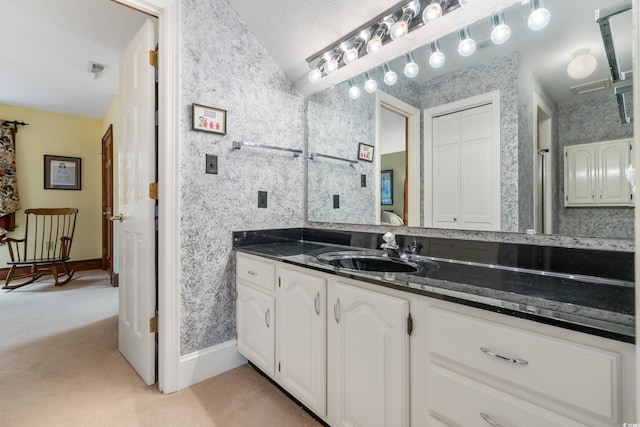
left=0, top=121, right=21, bottom=218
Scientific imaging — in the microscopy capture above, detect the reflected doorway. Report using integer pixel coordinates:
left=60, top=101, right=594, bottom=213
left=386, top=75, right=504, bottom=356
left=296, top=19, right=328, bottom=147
left=534, top=94, right=554, bottom=234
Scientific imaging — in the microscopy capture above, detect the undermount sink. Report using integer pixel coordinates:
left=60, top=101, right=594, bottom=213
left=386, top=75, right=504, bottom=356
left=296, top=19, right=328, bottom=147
left=316, top=250, right=439, bottom=274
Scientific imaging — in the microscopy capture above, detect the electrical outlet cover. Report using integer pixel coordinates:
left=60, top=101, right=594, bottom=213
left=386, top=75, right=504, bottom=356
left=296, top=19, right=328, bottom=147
left=258, top=191, right=268, bottom=208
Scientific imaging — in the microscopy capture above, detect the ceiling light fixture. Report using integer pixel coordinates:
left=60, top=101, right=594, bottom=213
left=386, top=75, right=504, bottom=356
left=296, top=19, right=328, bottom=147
left=343, top=30, right=371, bottom=64
left=364, top=72, right=378, bottom=93
left=423, top=0, right=445, bottom=23
left=367, top=16, right=394, bottom=53
left=324, top=48, right=344, bottom=74
left=490, top=11, right=511, bottom=45
left=348, top=80, right=362, bottom=99
left=457, top=27, right=476, bottom=57
left=404, top=53, right=419, bottom=78
left=391, top=1, right=420, bottom=40
left=528, top=0, right=551, bottom=31
left=567, top=49, right=598, bottom=80
left=428, top=41, right=445, bottom=68
left=307, top=54, right=329, bottom=82
left=383, top=63, right=398, bottom=86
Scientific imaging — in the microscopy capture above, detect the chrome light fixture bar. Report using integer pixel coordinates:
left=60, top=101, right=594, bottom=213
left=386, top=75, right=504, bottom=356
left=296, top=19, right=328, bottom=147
left=305, top=0, right=459, bottom=82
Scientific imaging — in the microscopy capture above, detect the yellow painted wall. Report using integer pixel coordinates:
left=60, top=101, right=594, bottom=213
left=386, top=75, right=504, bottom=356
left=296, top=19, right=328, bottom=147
left=102, top=97, right=120, bottom=273
left=0, top=104, right=103, bottom=268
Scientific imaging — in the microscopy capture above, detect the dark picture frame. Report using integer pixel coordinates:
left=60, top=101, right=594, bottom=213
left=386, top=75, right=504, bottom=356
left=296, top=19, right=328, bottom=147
left=358, top=142, right=374, bottom=162
left=381, top=169, right=393, bottom=205
left=192, top=103, right=227, bottom=134
left=44, top=155, right=81, bottom=190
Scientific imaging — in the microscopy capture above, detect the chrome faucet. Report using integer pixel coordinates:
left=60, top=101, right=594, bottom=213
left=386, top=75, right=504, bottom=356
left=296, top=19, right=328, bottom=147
left=380, top=232, right=406, bottom=259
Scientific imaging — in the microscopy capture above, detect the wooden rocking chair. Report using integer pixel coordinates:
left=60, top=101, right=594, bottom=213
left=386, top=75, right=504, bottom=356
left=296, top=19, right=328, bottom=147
left=2, top=208, right=78, bottom=290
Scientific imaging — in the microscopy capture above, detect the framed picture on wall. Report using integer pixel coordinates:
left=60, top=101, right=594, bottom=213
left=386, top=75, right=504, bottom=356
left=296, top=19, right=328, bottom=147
left=192, top=103, right=227, bottom=134
left=358, top=143, right=374, bottom=162
left=44, top=155, right=81, bottom=190
left=381, top=169, right=393, bottom=205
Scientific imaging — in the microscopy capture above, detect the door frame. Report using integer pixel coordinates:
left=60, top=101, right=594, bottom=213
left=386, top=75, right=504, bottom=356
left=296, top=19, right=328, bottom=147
left=375, top=91, right=420, bottom=226
left=424, top=90, right=501, bottom=229
left=101, top=124, right=115, bottom=285
left=533, top=93, right=554, bottom=234
left=117, top=0, right=180, bottom=394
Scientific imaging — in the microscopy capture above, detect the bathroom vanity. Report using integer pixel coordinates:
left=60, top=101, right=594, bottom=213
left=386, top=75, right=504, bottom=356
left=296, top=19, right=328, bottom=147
left=233, top=228, right=635, bottom=427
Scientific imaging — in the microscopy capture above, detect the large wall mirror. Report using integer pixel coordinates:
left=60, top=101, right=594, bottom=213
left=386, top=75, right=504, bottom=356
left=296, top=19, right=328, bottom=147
left=307, top=0, right=633, bottom=239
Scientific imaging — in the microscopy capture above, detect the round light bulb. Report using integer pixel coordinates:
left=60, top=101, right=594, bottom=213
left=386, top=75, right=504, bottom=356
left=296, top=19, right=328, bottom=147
left=491, top=23, right=511, bottom=44
left=364, top=78, right=378, bottom=93
left=429, top=51, right=445, bottom=68
left=404, top=61, right=419, bottom=78
left=366, top=36, right=383, bottom=54
left=343, top=48, right=359, bottom=64
left=384, top=70, right=398, bottom=86
left=458, top=38, right=476, bottom=57
left=422, top=3, right=442, bottom=22
left=567, top=53, right=597, bottom=79
left=528, top=7, right=550, bottom=31
left=308, top=68, right=321, bottom=83
left=390, top=21, right=409, bottom=40
left=325, top=58, right=339, bottom=73
left=348, top=84, right=361, bottom=99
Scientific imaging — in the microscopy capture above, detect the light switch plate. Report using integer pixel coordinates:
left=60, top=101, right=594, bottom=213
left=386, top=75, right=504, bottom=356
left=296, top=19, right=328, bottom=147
left=258, top=191, right=268, bottom=208
left=333, top=194, right=339, bottom=209
left=206, top=154, right=218, bottom=174
left=361, top=174, right=366, bottom=187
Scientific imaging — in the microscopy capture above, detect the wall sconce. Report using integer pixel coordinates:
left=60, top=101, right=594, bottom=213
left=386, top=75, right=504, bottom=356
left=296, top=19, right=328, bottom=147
left=367, top=17, right=395, bottom=53
left=325, top=47, right=344, bottom=74
left=567, top=49, right=597, bottom=80
left=457, top=27, right=476, bottom=57
left=348, top=79, right=362, bottom=99
left=364, top=72, right=378, bottom=93
left=528, top=0, right=551, bottom=31
left=490, top=11, right=511, bottom=45
left=383, top=63, right=398, bottom=85
left=391, top=1, right=421, bottom=40
left=344, top=30, right=371, bottom=64
left=428, top=41, right=445, bottom=68
left=404, top=52, right=419, bottom=78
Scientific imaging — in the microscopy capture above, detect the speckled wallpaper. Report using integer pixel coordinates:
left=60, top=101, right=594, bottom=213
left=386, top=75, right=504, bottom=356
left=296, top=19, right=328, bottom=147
left=557, top=97, right=634, bottom=238
left=307, top=69, right=421, bottom=225
left=180, top=0, right=305, bottom=354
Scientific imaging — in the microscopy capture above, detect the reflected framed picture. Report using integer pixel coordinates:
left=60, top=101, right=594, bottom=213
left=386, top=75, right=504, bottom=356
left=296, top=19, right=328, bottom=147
left=381, top=169, right=393, bottom=205
left=44, top=155, right=81, bottom=190
left=358, top=143, right=374, bottom=162
left=192, top=103, right=227, bottom=134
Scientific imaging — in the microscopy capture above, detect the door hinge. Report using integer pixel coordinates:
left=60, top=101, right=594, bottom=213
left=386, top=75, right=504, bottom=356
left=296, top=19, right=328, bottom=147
left=149, top=182, right=158, bottom=200
left=150, top=316, right=159, bottom=333
left=149, top=50, right=158, bottom=68
left=407, top=313, right=413, bottom=336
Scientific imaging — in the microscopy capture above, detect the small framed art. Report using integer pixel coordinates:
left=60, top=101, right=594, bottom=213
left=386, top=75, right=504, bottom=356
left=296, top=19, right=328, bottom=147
left=44, top=155, right=81, bottom=190
left=193, top=103, right=227, bottom=134
left=358, top=143, right=374, bottom=162
left=381, top=169, right=393, bottom=205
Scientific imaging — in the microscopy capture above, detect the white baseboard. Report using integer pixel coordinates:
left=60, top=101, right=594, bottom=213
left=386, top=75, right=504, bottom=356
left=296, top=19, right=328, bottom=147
left=177, top=340, right=247, bottom=391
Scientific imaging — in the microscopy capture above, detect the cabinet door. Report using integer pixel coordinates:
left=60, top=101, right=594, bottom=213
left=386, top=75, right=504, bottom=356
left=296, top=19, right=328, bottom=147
left=565, top=144, right=596, bottom=205
left=277, top=268, right=326, bottom=417
left=432, top=113, right=461, bottom=229
left=598, top=140, right=631, bottom=204
left=236, top=283, right=275, bottom=377
left=328, top=280, right=410, bottom=427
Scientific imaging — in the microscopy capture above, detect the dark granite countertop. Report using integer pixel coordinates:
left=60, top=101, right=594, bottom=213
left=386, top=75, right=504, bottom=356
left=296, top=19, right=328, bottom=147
left=233, top=229, right=635, bottom=344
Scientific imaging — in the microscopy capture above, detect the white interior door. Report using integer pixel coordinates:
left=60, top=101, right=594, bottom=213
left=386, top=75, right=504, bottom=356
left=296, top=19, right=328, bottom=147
left=118, top=19, right=157, bottom=386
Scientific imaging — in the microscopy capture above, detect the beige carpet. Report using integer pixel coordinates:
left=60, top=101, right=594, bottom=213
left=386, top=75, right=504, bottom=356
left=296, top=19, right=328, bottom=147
left=0, top=270, right=322, bottom=427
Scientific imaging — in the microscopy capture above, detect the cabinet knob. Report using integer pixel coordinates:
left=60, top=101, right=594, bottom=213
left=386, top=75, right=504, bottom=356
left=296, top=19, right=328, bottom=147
left=453, top=217, right=458, bottom=222
left=247, top=270, right=258, bottom=276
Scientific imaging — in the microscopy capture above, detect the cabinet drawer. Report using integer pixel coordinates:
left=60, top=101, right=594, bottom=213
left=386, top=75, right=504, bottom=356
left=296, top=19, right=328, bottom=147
left=237, top=253, right=276, bottom=292
left=427, top=364, right=586, bottom=427
left=427, top=307, right=619, bottom=420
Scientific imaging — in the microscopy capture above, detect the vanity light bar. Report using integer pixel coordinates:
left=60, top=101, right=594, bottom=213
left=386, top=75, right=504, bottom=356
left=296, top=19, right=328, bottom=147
left=306, top=0, right=460, bottom=81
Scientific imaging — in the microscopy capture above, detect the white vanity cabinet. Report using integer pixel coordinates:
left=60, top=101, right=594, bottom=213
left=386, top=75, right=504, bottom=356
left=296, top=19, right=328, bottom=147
left=327, top=278, right=411, bottom=427
left=276, top=266, right=327, bottom=417
left=422, top=301, right=634, bottom=427
left=564, top=138, right=633, bottom=206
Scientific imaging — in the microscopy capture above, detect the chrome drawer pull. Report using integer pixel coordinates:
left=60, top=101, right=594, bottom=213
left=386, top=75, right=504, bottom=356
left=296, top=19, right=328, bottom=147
left=334, top=298, right=340, bottom=323
left=247, top=270, right=258, bottom=276
left=314, top=292, right=320, bottom=316
left=265, top=308, right=270, bottom=328
left=480, top=412, right=504, bottom=427
left=480, top=347, right=528, bottom=365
